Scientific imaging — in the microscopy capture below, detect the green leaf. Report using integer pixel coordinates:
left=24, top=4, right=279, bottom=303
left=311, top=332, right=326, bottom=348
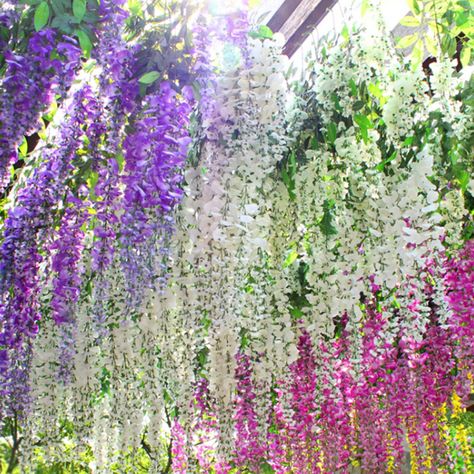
left=399, top=15, right=421, bottom=27
left=326, top=122, right=337, bottom=144
left=455, top=167, right=470, bottom=191
left=43, top=98, right=58, bottom=122
left=281, top=165, right=295, bottom=200
left=249, top=24, right=273, bottom=39
left=290, top=306, right=304, bottom=319
left=425, top=35, right=438, bottom=57
left=260, top=462, right=275, bottom=473
left=455, top=11, right=468, bottom=27
left=460, top=46, right=471, bottom=68
left=76, top=29, right=92, bottom=57
left=283, top=248, right=298, bottom=268
left=87, top=170, right=99, bottom=194
left=319, top=199, right=338, bottom=237
left=348, top=78, right=357, bottom=97
left=34, top=1, right=50, bottom=31
left=441, top=35, right=457, bottom=57
left=375, top=151, right=397, bottom=171
left=354, top=114, right=373, bottom=129
left=341, top=24, right=349, bottom=42
left=411, top=39, right=424, bottom=70
left=361, top=0, right=370, bottom=16
left=73, top=0, right=87, bottom=22
left=19, top=137, right=28, bottom=157
left=128, top=0, right=142, bottom=16
left=139, top=71, right=160, bottom=84
left=51, top=0, right=66, bottom=15
left=115, top=152, right=125, bottom=172
left=407, top=0, right=420, bottom=15
left=289, top=151, right=297, bottom=178
left=368, top=82, right=383, bottom=99
left=396, top=34, right=418, bottom=49
left=354, top=114, right=373, bottom=143
left=310, top=136, right=318, bottom=150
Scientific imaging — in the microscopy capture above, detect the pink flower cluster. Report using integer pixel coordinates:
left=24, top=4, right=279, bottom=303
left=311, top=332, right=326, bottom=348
left=444, top=240, right=474, bottom=400
left=175, top=241, right=474, bottom=472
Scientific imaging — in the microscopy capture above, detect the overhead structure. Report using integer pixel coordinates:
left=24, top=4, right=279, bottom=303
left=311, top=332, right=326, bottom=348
left=267, top=0, right=339, bottom=56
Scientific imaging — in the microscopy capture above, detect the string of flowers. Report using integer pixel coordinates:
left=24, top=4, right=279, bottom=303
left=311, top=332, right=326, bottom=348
left=0, top=1, right=473, bottom=472
left=0, top=29, right=81, bottom=192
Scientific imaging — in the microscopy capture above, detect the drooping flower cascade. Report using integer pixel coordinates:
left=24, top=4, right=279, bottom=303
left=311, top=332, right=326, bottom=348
left=444, top=240, right=474, bottom=400
left=120, top=81, right=192, bottom=302
left=152, top=13, right=295, bottom=466
left=233, top=352, right=265, bottom=472
left=0, top=28, right=81, bottom=192
left=155, top=12, right=473, bottom=474
left=0, top=0, right=131, bottom=419
left=1, top=1, right=197, bottom=470
left=0, top=85, right=102, bottom=416
left=1, top=1, right=473, bottom=472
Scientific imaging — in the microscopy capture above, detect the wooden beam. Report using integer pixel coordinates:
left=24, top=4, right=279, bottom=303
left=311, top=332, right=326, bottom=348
left=267, top=0, right=339, bottom=57
left=267, top=0, right=306, bottom=33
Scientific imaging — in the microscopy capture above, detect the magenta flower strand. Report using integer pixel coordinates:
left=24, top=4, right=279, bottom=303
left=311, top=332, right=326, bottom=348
left=233, top=352, right=265, bottom=472
left=444, top=240, right=474, bottom=400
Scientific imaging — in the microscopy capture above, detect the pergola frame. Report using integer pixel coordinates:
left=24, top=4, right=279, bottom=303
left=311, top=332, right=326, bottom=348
left=267, top=0, right=339, bottom=57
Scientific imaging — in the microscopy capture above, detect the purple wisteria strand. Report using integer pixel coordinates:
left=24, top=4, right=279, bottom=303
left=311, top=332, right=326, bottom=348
left=192, top=15, right=218, bottom=141
left=221, top=0, right=250, bottom=66
left=91, top=0, right=133, bottom=273
left=86, top=0, right=137, bottom=342
left=49, top=191, right=88, bottom=383
left=0, top=2, right=20, bottom=53
left=0, top=85, right=100, bottom=419
left=0, top=30, right=81, bottom=192
left=197, top=1, right=250, bottom=125
left=120, top=81, right=191, bottom=303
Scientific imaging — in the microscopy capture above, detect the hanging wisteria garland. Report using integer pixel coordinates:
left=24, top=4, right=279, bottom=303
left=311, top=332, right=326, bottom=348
left=0, top=0, right=473, bottom=472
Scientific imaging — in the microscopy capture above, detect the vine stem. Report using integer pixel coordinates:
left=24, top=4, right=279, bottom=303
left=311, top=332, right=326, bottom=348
left=431, top=0, right=443, bottom=55
left=163, top=405, right=173, bottom=474
left=6, top=413, right=22, bottom=474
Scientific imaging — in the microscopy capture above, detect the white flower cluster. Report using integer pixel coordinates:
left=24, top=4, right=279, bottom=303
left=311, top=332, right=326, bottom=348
left=151, top=33, right=294, bottom=454
left=288, top=30, right=450, bottom=346
left=382, top=68, right=429, bottom=141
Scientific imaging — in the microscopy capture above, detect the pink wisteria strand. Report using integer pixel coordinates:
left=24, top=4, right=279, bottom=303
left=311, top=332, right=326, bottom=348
left=317, top=316, right=353, bottom=472
left=444, top=239, right=474, bottom=400
left=171, top=420, right=188, bottom=474
left=233, top=352, right=265, bottom=472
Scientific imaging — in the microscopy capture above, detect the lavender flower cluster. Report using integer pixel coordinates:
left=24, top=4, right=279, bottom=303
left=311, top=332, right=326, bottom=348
left=0, top=29, right=81, bottom=192
left=0, top=0, right=195, bottom=423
